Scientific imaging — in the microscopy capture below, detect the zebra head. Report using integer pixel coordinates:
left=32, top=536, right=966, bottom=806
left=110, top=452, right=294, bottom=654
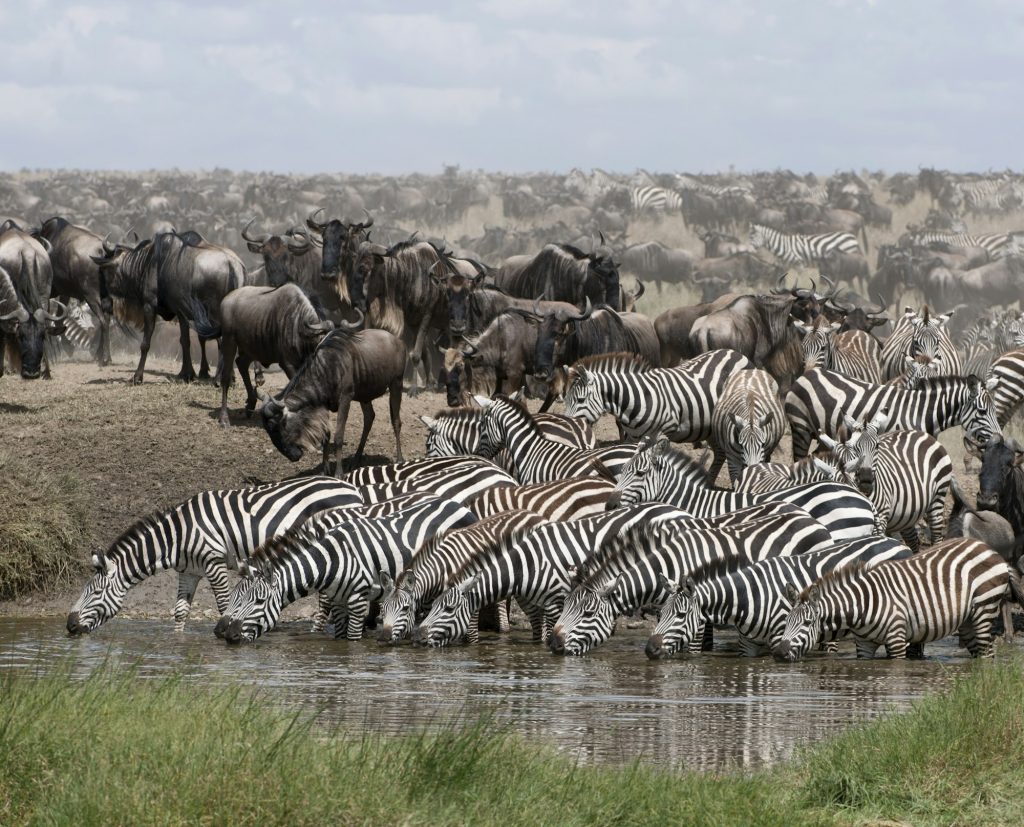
left=66, top=553, right=129, bottom=636
left=646, top=576, right=704, bottom=660
left=607, top=438, right=665, bottom=509
left=472, top=395, right=506, bottom=460
left=732, top=408, right=774, bottom=468
left=413, top=575, right=478, bottom=647
left=793, top=317, right=840, bottom=372
left=548, top=576, right=622, bottom=656
left=1010, top=315, right=1024, bottom=348
left=563, top=364, right=604, bottom=423
left=773, top=583, right=824, bottom=662
left=420, top=414, right=473, bottom=457
left=214, top=563, right=283, bottom=644
left=377, top=570, right=416, bottom=644
left=900, top=353, right=942, bottom=389
left=909, top=307, right=953, bottom=363
left=748, top=223, right=768, bottom=250
left=960, top=375, right=1001, bottom=448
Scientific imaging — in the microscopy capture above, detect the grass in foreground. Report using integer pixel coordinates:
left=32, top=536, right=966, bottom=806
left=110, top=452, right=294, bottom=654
left=0, top=450, right=90, bottom=600
left=2, top=658, right=1023, bottom=826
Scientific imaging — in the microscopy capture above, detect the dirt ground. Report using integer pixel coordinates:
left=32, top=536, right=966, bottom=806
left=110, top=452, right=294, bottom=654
left=0, top=342, right=1012, bottom=625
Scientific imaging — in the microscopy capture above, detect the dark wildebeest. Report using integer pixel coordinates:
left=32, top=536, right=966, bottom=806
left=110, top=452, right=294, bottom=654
left=654, top=293, right=743, bottom=367
left=870, top=244, right=915, bottom=308
left=494, top=243, right=623, bottom=310
left=691, top=252, right=787, bottom=303
left=306, top=207, right=374, bottom=297
left=35, top=216, right=112, bottom=365
left=348, top=237, right=447, bottom=395
left=240, top=218, right=352, bottom=322
left=689, top=293, right=802, bottom=393
left=699, top=230, right=753, bottom=258
left=258, top=323, right=406, bottom=476
left=968, top=435, right=1024, bottom=538
left=0, top=224, right=65, bottom=379
left=429, top=245, right=488, bottom=340
left=617, top=240, right=695, bottom=291
left=92, top=231, right=246, bottom=384
left=191, top=284, right=334, bottom=426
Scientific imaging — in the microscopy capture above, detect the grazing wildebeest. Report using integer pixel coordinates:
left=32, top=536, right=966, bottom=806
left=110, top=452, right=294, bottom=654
left=92, top=231, right=246, bottom=384
left=258, top=322, right=406, bottom=476
left=0, top=225, right=65, bottom=379
left=35, top=216, right=112, bottom=365
left=494, top=243, right=623, bottom=310
left=192, top=284, right=334, bottom=426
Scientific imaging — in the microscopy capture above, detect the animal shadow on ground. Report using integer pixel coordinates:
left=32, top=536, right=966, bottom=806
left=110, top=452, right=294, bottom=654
left=0, top=401, right=36, bottom=414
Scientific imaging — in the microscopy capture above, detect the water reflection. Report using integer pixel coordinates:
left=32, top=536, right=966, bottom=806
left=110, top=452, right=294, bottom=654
left=0, top=617, right=973, bottom=771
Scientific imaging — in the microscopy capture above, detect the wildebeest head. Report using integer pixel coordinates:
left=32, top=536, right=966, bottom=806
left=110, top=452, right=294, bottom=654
left=587, top=252, right=621, bottom=308
left=532, top=299, right=592, bottom=381
left=968, top=434, right=1024, bottom=511
left=307, top=207, right=373, bottom=280
left=437, top=345, right=468, bottom=407
left=349, top=245, right=387, bottom=313
left=429, top=255, right=485, bottom=337
left=241, top=219, right=315, bottom=287
left=828, top=294, right=888, bottom=334
left=257, top=391, right=328, bottom=463
left=0, top=265, right=65, bottom=379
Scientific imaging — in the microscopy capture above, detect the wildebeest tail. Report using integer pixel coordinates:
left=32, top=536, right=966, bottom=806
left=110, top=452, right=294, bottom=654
left=189, top=296, right=221, bottom=339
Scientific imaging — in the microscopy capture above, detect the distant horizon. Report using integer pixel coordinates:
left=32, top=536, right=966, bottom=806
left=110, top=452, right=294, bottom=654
left=1, top=2, right=1020, bottom=174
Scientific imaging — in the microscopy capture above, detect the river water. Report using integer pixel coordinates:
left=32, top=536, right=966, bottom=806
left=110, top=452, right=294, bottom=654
left=0, top=616, right=973, bottom=771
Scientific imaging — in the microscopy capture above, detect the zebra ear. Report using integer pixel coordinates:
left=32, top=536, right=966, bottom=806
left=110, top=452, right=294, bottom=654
left=237, top=560, right=252, bottom=579
left=473, top=395, right=493, bottom=409
left=869, top=409, right=890, bottom=430
left=758, top=411, right=770, bottom=426
left=785, top=584, right=801, bottom=604
left=597, top=574, right=624, bottom=599
left=681, top=576, right=697, bottom=598
left=806, top=585, right=821, bottom=604
left=458, top=573, right=481, bottom=595
left=732, top=413, right=745, bottom=429
left=378, top=570, right=394, bottom=595
left=99, top=555, right=116, bottom=578
left=657, top=573, right=680, bottom=594
left=813, top=457, right=837, bottom=478
left=818, top=433, right=838, bottom=451
left=418, top=415, right=438, bottom=430
left=402, top=570, right=417, bottom=591
left=842, top=414, right=862, bottom=432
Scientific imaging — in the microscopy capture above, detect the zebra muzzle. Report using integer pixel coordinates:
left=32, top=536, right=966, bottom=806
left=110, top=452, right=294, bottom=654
left=66, top=613, right=86, bottom=636
left=645, top=634, right=664, bottom=660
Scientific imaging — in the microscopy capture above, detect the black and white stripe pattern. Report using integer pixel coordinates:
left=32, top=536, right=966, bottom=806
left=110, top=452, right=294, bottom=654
left=358, top=463, right=516, bottom=506
left=610, top=439, right=877, bottom=542
left=548, top=506, right=833, bottom=656
left=563, top=349, right=754, bottom=444
left=774, top=538, right=1019, bottom=660
left=903, top=230, right=1020, bottom=259
left=879, top=306, right=961, bottom=381
left=378, top=509, right=548, bottom=644
left=468, top=477, right=615, bottom=520
left=66, top=477, right=361, bottom=635
left=794, top=318, right=882, bottom=383
left=473, top=394, right=633, bottom=484
left=820, top=414, right=953, bottom=552
left=630, top=186, right=683, bottom=214
left=990, top=348, right=1024, bottom=426
left=748, top=223, right=861, bottom=265
left=786, top=368, right=1001, bottom=459
left=647, top=536, right=911, bottom=658
left=215, top=496, right=476, bottom=642
left=709, top=368, right=785, bottom=482
left=343, top=456, right=498, bottom=488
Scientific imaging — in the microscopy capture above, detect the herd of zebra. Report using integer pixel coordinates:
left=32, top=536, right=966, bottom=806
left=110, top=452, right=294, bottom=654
left=67, top=305, right=1024, bottom=661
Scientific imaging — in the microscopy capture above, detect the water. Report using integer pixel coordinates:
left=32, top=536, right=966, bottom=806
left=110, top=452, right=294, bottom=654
left=0, top=617, right=973, bottom=771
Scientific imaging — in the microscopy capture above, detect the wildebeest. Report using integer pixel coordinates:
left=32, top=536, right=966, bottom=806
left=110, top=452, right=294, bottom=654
left=258, top=322, right=406, bottom=476
left=0, top=224, right=65, bottom=379
left=967, top=435, right=1024, bottom=538
left=690, top=252, right=787, bottom=303
left=35, top=216, right=112, bottom=365
left=699, top=230, right=753, bottom=259
left=654, top=292, right=743, bottom=367
left=494, top=243, right=623, bottom=310
left=92, top=231, right=246, bottom=384
left=617, top=240, right=694, bottom=291
left=306, top=207, right=373, bottom=289
left=192, top=284, right=334, bottom=426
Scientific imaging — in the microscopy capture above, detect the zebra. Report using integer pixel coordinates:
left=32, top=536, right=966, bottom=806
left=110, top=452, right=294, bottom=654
left=343, top=455, right=499, bottom=488
left=472, top=394, right=634, bottom=484
left=646, top=536, right=911, bottom=658
left=793, top=318, right=882, bottom=383
left=357, top=462, right=516, bottom=505
left=468, top=477, right=615, bottom=521
left=954, top=180, right=1023, bottom=215
left=562, top=349, right=755, bottom=446
left=773, top=538, right=1023, bottom=661
left=419, top=405, right=595, bottom=470
left=748, top=223, right=860, bottom=266
left=733, top=458, right=833, bottom=494
left=819, top=411, right=953, bottom=551
left=377, top=509, right=548, bottom=644
left=886, top=353, right=943, bottom=390
left=414, top=502, right=693, bottom=647
left=786, top=368, right=1001, bottom=460
left=902, top=230, right=1020, bottom=259
left=608, top=438, right=878, bottom=542
left=547, top=507, right=834, bottom=656
left=630, top=185, right=682, bottom=214
left=879, top=306, right=961, bottom=381
left=66, top=476, right=361, bottom=636
left=990, top=348, right=1024, bottom=426
left=959, top=318, right=999, bottom=379
left=709, top=368, right=785, bottom=483
left=215, top=496, right=476, bottom=643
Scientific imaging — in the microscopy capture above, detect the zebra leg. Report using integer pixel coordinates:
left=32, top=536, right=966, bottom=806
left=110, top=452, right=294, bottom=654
left=310, top=592, right=331, bottom=633
left=344, top=593, right=370, bottom=641
left=737, top=634, right=768, bottom=657
left=883, top=631, right=909, bottom=659
left=899, top=527, right=920, bottom=554
left=524, top=603, right=546, bottom=643
left=705, top=449, right=727, bottom=487
left=497, top=598, right=511, bottom=633
left=1002, top=602, right=1014, bottom=645
left=925, top=495, right=947, bottom=547
left=701, top=624, right=714, bottom=652
left=173, top=572, right=202, bottom=631
left=466, top=611, right=480, bottom=645
left=855, top=637, right=880, bottom=658
left=205, top=559, right=232, bottom=615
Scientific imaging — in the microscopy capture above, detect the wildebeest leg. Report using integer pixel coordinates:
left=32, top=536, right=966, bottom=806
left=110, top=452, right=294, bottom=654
left=538, top=388, right=556, bottom=413
left=352, top=401, right=375, bottom=466
left=132, top=304, right=157, bottom=385
left=389, top=377, right=404, bottom=462
left=176, top=317, right=197, bottom=382
left=173, top=572, right=202, bottom=631
left=332, top=394, right=354, bottom=476
left=197, top=336, right=213, bottom=381
left=217, top=334, right=237, bottom=427
left=87, top=292, right=113, bottom=366
left=236, top=355, right=257, bottom=418
left=406, top=317, right=433, bottom=397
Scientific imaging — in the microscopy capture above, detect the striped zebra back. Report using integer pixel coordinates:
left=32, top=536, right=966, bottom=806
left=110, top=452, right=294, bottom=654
left=358, top=464, right=515, bottom=505
left=749, top=223, right=860, bottom=265
left=631, top=186, right=682, bottom=213
left=990, top=349, right=1024, bottom=426
left=344, top=456, right=494, bottom=487
left=468, top=478, right=615, bottom=520
left=833, top=330, right=882, bottom=384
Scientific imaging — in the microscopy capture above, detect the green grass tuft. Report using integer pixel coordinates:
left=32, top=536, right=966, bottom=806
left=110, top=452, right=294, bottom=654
left=0, top=449, right=91, bottom=600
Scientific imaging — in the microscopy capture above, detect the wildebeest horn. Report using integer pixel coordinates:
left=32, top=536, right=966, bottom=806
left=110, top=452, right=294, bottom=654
left=770, top=272, right=789, bottom=294
left=568, top=297, right=593, bottom=323
left=305, top=319, right=334, bottom=334
left=361, top=209, right=374, bottom=229
left=461, top=341, right=479, bottom=357
left=306, top=207, right=327, bottom=233
left=864, top=294, right=888, bottom=315
left=599, top=230, right=606, bottom=247
left=0, top=306, right=28, bottom=322
left=42, top=299, right=67, bottom=322
left=820, top=274, right=838, bottom=299
left=241, top=217, right=268, bottom=244
left=338, top=308, right=364, bottom=331
left=632, top=278, right=645, bottom=299
left=102, top=233, right=118, bottom=255
left=286, top=229, right=312, bottom=254
left=35, top=235, right=52, bottom=253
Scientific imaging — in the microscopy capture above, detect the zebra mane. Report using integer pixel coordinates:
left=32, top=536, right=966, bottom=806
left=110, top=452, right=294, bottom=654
left=250, top=526, right=310, bottom=571
left=649, top=441, right=710, bottom=486
left=447, top=517, right=550, bottom=584
left=576, top=521, right=672, bottom=588
left=574, top=352, right=652, bottom=374
left=432, top=406, right=483, bottom=425
left=491, top=394, right=544, bottom=437
left=905, top=374, right=979, bottom=393
left=797, top=561, right=869, bottom=601
left=683, top=553, right=751, bottom=586
left=104, top=511, right=168, bottom=560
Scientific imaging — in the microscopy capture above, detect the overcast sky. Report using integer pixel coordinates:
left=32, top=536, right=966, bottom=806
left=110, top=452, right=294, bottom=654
left=0, top=1, right=1019, bottom=175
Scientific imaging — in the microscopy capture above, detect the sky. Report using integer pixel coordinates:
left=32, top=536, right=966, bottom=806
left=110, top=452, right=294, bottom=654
left=0, top=0, right=1020, bottom=175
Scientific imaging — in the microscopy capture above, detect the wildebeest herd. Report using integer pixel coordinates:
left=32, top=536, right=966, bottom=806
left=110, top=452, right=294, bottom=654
left=3, top=165, right=1024, bottom=661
